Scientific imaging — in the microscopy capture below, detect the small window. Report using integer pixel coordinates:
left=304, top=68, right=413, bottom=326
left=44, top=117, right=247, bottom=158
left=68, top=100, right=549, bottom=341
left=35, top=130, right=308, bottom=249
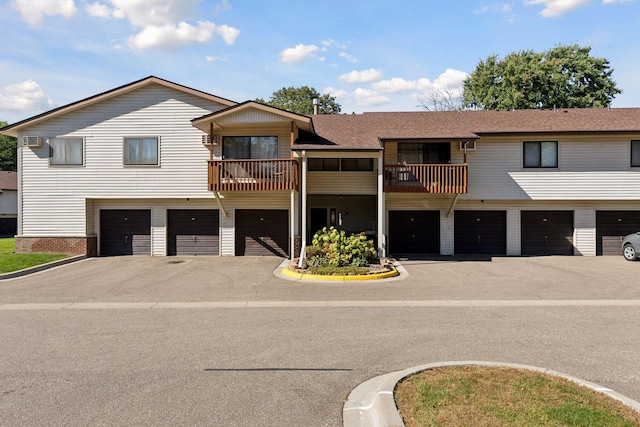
left=523, top=141, right=557, bottom=168
left=308, top=158, right=373, bottom=171
left=632, top=140, right=640, bottom=167
left=341, top=158, right=374, bottom=171
left=124, top=137, right=159, bottom=166
left=50, top=137, right=83, bottom=165
left=308, top=158, right=340, bottom=171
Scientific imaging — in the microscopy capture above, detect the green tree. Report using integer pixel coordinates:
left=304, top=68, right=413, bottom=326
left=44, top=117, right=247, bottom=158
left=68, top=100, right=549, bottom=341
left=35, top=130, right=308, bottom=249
left=0, top=121, right=17, bottom=171
left=256, top=86, right=341, bottom=115
left=463, top=44, right=622, bottom=110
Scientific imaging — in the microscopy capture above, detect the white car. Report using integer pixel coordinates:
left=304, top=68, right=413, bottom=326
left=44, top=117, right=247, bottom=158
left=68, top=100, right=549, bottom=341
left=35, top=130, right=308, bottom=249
left=622, top=232, right=640, bottom=261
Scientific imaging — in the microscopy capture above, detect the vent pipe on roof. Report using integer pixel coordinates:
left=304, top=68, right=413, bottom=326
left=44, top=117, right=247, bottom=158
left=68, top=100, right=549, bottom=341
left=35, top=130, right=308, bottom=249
left=312, top=98, right=319, bottom=115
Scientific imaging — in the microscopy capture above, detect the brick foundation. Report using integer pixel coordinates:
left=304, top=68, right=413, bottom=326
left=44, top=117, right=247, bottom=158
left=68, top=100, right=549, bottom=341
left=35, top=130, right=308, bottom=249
left=15, top=236, right=97, bottom=256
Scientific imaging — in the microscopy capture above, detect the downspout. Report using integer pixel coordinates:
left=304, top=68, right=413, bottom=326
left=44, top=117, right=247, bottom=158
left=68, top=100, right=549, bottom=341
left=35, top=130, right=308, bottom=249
left=297, top=150, right=307, bottom=268
left=377, top=150, right=385, bottom=257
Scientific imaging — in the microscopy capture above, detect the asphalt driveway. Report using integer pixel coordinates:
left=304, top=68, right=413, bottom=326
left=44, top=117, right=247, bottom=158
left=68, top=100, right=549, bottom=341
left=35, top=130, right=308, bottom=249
left=0, top=254, right=639, bottom=303
left=1, top=255, right=639, bottom=426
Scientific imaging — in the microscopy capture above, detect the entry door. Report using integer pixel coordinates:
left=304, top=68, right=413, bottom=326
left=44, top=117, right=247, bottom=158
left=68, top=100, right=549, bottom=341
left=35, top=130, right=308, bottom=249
left=309, top=208, right=327, bottom=240
left=100, top=210, right=151, bottom=256
left=521, top=211, right=574, bottom=255
left=235, top=209, right=289, bottom=257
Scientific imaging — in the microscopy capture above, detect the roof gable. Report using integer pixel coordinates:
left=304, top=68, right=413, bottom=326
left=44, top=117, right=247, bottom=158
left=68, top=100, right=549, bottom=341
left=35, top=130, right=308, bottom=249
left=0, top=76, right=237, bottom=137
left=192, top=101, right=313, bottom=133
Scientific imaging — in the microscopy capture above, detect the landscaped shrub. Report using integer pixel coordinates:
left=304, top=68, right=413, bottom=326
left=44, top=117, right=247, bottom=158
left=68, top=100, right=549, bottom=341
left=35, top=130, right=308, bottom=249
left=306, top=227, right=377, bottom=267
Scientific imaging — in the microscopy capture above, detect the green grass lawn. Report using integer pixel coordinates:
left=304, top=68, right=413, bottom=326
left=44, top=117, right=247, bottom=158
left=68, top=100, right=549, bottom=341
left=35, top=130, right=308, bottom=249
left=395, top=366, right=640, bottom=427
left=0, top=238, right=69, bottom=274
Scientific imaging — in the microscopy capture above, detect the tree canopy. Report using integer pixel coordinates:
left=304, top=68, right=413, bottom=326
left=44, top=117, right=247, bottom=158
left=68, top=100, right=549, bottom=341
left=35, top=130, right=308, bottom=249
left=0, top=121, right=17, bottom=171
left=462, top=44, right=622, bottom=110
left=256, top=86, right=342, bottom=115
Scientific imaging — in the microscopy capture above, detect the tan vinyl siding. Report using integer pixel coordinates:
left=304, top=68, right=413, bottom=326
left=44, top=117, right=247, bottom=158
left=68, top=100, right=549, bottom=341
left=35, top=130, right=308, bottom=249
left=506, top=208, right=520, bottom=256
left=574, top=208, right=596, bottom=256
left=0, top=190, right=17, bottom=215
left=217, top=192, right=291, bottom=256
left=305, top=151, right=378, bottom=195
left=462, top=135, right=640, bottom=201
left=19, top=84, right=227, bottom=237
left=216, top=109, right=292, bottom=124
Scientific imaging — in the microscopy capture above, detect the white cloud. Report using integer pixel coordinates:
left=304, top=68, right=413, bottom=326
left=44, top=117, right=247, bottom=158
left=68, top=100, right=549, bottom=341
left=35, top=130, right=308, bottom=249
left=280, top=44, right=319, bottom=63
left=339, top=69, right=384, bottom=84
left=12, top=0, right=77, bottom=25
left=373, top=77, right=432, bottom=93
left=85, top=2, right=112, bottom=18
left=214, top=0, right=231, bottom=15
left=339, top=52, right=358, bottom=63
left=216, top=24, right=240, bottom=45
left=128, top=21, right=226, bottom=50
left=86, top=0, right=240, bottom=50
left=323, top=86, right=350, bottom=99
left=524, top=0, right=591, bottom=17
left=0, top=80, right=53, bottom=113
left=108, top=0, right=199, bottom=27
left=206, top=55, right=226, bottom=62
left=433, top=68, right=469, bottom=89
left=353, top=88, right=390, bottom=106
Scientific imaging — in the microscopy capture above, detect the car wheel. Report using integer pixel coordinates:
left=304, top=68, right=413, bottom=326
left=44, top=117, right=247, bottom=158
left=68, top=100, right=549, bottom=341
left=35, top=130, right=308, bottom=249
left=623, top=244, right=637, bottom=261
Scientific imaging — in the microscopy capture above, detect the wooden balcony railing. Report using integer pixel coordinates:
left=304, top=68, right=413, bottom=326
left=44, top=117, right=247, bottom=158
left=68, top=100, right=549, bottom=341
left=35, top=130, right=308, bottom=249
left=384, top=164, right=468, bottom=193
left=208, top=159, right=299, bottom=192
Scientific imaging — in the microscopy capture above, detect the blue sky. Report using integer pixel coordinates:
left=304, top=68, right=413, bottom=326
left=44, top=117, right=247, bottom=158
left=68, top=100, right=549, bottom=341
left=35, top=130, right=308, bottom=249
left=0, top=0, right=638, bottom=123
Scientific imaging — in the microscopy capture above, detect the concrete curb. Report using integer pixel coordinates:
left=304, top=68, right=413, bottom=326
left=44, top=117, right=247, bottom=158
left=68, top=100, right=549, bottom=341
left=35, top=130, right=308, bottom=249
left=274, top=260, right=408, bottom=283
left=0, top=255, right=86, bottom=281
left=343, top=361, right=640, bottom=427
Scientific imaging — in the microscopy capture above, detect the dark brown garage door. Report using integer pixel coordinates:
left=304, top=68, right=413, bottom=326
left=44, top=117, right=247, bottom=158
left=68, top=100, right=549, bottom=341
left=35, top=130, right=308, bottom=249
left=168, top=210, right=219, bottom=256
left=235, top=209, right=288, bottom=257
left=100, top=210, right=151, bottom=256
left=596, top=211, right=640, bottom=255
left=521, top=211, right=574, bottom=256
left=0, top=217, right=17, bottom=236
left=454, top=211, right=506, bottom=255
left=388, top=210, right=440, bottom=255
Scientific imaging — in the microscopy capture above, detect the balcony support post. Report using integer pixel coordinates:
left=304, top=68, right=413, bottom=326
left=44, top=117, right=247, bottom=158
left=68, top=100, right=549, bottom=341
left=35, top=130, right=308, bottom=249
left=447, top=193, right=461, bottom=218
left=213, top=191, right=228, bottom=218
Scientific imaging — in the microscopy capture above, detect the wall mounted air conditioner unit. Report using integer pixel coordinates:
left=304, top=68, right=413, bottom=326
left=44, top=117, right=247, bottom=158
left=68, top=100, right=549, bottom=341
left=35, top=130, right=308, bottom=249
left=22, top=136, right=42, bottom=148
left=459, top=141, right=476, bottom=151
left=202, top=135, right=218, bottom=145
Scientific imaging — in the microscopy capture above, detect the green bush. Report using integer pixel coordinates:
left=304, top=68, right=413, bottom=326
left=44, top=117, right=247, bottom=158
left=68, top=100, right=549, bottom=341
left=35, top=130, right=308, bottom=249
left=307, top=227, right=377, bottom=267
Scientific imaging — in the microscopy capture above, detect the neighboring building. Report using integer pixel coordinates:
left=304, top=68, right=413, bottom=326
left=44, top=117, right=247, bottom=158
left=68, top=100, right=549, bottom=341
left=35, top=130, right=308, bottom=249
left=1, top=76, right=639, bottom=257
left=0, top=171, right=17, bottom=236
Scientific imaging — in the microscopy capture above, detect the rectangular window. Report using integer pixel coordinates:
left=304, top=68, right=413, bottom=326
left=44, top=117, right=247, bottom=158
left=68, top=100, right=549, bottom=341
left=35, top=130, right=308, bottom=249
left=124, top=137, right=159, bottom=165
left=397, top=142, right=450, bottom=164
left=340, top=158, right=374, bottom=171
left=222, top=136, right=278, bottom=159
left=523, top=141, right=557, bottom=168
left=308, top=158, right=373, bottom=171
left=50, top=137, right=83, bottom=165
left=632, top=140, right=640, bottom=167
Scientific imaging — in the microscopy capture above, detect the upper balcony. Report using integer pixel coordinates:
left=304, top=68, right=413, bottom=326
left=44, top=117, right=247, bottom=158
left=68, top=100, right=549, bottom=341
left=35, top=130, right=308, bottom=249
left=208, top=159, right=299, bottom=192
left=384, top=163, right=468, bottom=194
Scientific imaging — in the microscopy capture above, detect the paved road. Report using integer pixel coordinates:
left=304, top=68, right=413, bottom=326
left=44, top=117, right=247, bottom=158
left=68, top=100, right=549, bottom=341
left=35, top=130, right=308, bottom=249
left=1, top=256, right=639, bottom=426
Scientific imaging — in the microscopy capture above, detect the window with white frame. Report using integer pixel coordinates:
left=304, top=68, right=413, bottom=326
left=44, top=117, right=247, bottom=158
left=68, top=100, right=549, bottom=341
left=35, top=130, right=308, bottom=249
left=50, top=137, right=83, bottom=165
left=523, top=141, right=558, bottom=168
left=123, top=137, right=159, bottom=166
left=631, top=140, right=640, bottom=167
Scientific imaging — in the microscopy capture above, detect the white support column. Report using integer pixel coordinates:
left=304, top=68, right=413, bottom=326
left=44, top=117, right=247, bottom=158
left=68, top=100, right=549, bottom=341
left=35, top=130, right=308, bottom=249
left=377, top=151, right=385, bottom=257
left=297, top=152, right=307, bottom=267
left=290, top=190, right=295, bottom=260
